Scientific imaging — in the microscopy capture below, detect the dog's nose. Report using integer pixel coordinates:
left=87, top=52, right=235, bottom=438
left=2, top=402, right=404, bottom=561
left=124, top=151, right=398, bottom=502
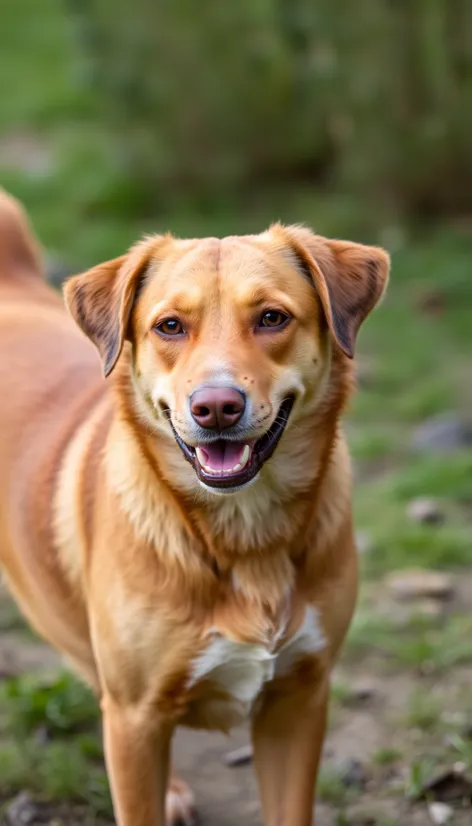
left=190, top=386, right=246, bottom=430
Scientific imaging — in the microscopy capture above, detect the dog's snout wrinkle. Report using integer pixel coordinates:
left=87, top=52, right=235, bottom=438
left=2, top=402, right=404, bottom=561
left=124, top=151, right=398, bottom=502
left=190, top=386, right=246, bottom=431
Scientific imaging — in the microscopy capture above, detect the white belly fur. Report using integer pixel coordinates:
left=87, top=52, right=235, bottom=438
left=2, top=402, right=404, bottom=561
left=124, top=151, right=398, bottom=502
left=189, top=606, right=325, bottom=721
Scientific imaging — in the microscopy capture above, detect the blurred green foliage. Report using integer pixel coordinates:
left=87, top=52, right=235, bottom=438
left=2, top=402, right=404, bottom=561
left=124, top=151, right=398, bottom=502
left=0, top=671, right=98, bottom=737
left=66, top=0, right=472, bottom=221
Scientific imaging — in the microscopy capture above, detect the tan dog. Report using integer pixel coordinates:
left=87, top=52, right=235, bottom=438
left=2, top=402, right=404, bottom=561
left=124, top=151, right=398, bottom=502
left=0, top=189, right=389, bottom=826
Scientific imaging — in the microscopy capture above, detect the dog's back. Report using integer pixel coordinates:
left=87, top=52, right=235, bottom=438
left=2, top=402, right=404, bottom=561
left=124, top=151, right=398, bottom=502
left=0, top=191, right=105, bottom=662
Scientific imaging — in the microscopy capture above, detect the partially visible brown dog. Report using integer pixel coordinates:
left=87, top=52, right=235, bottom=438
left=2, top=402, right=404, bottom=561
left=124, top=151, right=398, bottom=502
left=0, top=189, right=389, bottom=826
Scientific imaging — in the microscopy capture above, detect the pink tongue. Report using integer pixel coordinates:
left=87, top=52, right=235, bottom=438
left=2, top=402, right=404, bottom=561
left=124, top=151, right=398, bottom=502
left=199, top=441, right=246, bottom=472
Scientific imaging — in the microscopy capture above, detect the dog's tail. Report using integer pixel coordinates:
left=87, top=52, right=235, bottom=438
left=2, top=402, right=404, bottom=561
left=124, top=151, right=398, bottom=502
left=0, top=189, right=43, bottom=281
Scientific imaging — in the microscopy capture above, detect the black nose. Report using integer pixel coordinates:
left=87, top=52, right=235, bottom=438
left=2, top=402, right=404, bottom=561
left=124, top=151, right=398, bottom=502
left=190, top=386, right=246, bottom=430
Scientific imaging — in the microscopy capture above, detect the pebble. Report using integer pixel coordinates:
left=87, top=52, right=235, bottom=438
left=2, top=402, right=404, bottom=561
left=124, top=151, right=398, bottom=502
left=411, top=413, right=472, bottom=453
left=428, top=802, right=454, bottom=824
left=386, top=569, right=454, bottom=602
left=356, top=531, right=373, bottom=555
left=344, top=682, right=378, bottom=706
left=6, top=792, right=40, bottom=826
left=407, top=497, right=445, bottom=525
left=419, top=765, right=472, bottom=802
left=332, top=757, right=367, bottom=789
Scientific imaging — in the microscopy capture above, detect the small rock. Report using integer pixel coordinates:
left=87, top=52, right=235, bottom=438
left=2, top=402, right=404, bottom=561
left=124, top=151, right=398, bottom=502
left=411, top=414, right=472, bottom=454
left=34, top=725, right=49, bottom=746
left=344, top=682, right=378, bottom=706
left=333, top=757, right=367, bottom=789
left=356, top=531, right=373, bottom=555
left=419, top=766, right=472, bottom=802
left=407, top=497, right=445, bottom=525
left=352, top=683, right=376, bottom=701
left=224, top=744, right=253, bottom=767
left=386, top=569, right=455, bottom=602
left=6, top=792, right=40, bottom=825
left=428, top=802, right=454, bottom=824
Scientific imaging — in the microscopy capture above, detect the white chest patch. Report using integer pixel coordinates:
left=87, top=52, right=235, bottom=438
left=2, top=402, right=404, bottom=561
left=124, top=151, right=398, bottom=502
left=189, top=606, right=325, bottom=721
left=190, top=637, right=275, bottom=706
left=275, top=605, right=326, bottom=676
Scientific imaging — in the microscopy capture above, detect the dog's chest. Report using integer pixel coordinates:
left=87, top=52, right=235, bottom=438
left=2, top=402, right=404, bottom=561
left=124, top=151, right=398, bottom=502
left=188, top=606, right=325, bottom=723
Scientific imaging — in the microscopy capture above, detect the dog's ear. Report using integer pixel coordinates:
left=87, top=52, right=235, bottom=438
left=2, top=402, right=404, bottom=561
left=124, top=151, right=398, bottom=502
left=277, top=225, right=390, bottom=358
left=64, top=236, right=168, bottom=377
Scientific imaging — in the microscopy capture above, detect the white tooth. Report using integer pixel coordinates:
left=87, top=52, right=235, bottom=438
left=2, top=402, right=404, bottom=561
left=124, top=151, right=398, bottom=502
left=195, top=447, right=207, bottom=466
left=204, top=464, right=222, bottom=475
left=239, top=445, right=250, bottom=469
left=197, top=446, right=251, bottom=475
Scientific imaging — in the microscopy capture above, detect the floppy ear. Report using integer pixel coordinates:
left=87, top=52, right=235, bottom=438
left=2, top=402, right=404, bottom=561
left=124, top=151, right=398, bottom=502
left=280, top=225, right=390, bottom=358
left=64, top=237, right=164, bottom=377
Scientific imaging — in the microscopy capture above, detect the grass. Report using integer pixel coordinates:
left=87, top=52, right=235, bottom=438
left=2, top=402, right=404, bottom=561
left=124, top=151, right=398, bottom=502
left=317, top=767, right=356, bottom=806
left=0, top=671, right=98, bottom=736
left=0, top=670, right=112, bottom=818
left=1, top=1, right=472, bottom=824
left=404, top=691, right=443, bottom=733
left=0, top=738, right=112, bottom=817
left=448, top=734, right=472, bottom=773
left=405, top=758, right=439, bottom=800
left=373, top=747, right=403, bottom=767
left=352, top=450, right=472, bottom=578
left=347, top=600, right=472, bottom=675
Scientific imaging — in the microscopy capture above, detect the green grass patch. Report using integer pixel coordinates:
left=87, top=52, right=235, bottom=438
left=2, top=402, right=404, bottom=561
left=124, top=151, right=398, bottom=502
left=0, top=670, right=110, bottom=817
left=0, top=670, right=99, bottom=737
left=330, top=681, right=352, bottom=706
left=0, top=738, right=112, bottom=817
left=405, top=757, right=439, bottom=800
left=346, top=604, right=472, bottom=675
left=353, top=451, right=472, bottom=578
left=448, top=733, right=472, bottom=773
left=404, top=691, right=443, bottom=733
left=372, top=747, right=403, bottom=767
left=317, top=767, right=352, bottom=806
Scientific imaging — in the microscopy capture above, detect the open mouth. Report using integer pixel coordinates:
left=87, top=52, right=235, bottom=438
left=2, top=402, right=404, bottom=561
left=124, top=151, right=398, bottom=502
left=171, top=396, right=295, bottom=490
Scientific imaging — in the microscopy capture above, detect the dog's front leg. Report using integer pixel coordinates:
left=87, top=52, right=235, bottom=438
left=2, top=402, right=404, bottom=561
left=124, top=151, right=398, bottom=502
left=101, top=692, right=172, bottom=826
left=251, top=674, right=330, bottom=826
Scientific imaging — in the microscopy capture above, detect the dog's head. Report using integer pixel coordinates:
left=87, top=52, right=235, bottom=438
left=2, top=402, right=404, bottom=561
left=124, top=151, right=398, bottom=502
left=65, top=226, right=389, bottom=494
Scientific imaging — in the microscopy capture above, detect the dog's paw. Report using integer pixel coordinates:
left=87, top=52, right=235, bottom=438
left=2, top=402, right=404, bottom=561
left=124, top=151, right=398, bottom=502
left=165, top=776, right=197, bottom=826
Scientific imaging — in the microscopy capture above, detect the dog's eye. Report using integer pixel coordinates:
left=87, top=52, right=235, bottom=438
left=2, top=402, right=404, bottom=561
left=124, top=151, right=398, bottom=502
left=155, top=318, right=185, bottom=337
left=258, top=310, right=289, bottom=329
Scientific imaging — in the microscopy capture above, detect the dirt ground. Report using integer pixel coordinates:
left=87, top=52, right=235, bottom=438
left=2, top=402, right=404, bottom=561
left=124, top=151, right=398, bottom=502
left=1, top=576, right=471, bottom=826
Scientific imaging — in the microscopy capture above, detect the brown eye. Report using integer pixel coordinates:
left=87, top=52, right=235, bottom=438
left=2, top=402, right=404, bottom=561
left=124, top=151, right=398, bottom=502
left=155, top=318, right=185, bottom=337
left=258, top=310, right=289, bottom=329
